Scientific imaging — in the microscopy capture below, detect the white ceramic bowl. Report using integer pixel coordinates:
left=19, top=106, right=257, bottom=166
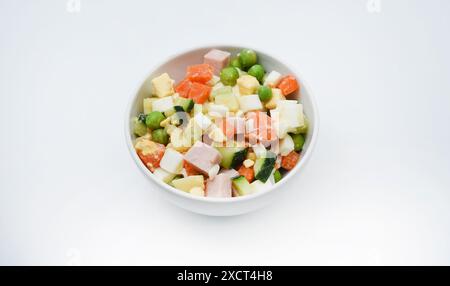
left=125, top=45, right=319, bottom=216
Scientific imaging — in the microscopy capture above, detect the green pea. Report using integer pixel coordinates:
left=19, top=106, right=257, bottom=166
left=151, top=128, right=169, bottom=145
left=220, top=67, right=239, bottom=86
left=229, top=57, right=242, bottom=69
left=273, top=170, right=282, bottom=183
left=239, top=49, right=257, bottom=70
left=145, top=111, right=165, bottom=129
left=133, top=117, right=148, bottom=137
left=291, top=133, right=305, bottom=151
left=248, top=64, right=265, bottom=83
left=257, top=86, right=272, bottom=102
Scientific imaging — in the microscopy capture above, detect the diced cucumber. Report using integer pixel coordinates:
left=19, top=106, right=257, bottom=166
left=153, top=168, right=177, bottom=183
left=273, top=170, right=282, bottom=183
left=215, top=146, right=247, bottom=169
left=232, top=176, right=254, bottom=196
left=174, top=97, right=194, bottom=112
left=291, top=133, right=305, bottom=151
left=292, top=115, right=309, bottom=134
left=168, top=175, right=183, bottom=187
left=133, top=117, right=148, bottom=137
left=137, top=113, right=146, bottom=123
left=254, top=152, right=276, bottom=183
left=164, top=105, right=184, bottom=117
left=163, top=106, right=189, bottom=126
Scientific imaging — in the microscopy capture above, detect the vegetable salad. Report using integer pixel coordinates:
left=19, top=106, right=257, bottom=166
left=132, top=48, right=308, bottom=198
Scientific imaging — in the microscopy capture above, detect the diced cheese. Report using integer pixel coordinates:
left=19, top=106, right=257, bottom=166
left=212, top=82, right=225, bottom=92
left=208, top=126, right=226, bottom=142
left=265, top=88, right=285, bottom=109
left=143, top=98, right=157, bottom=114
left=235, top=110, right=244, bottom=118
left=252, top=143, right=267, bottom=158
left=215, top=91, right=239, bottom=112
left=151, top=73, right=175, bottom=98
left=211, top=86, right=232, bottom=99
left=279, top=134, right=295, bottom=156
left=243, top=159, right=254, bottom=168
left=238, top=94, right=263, bottom=113
left=171, top=175, right=205, bottom=192
left=184, top=119, right=203, bottom=144
left=250, top=177, right=273, bottom=193
left=165, top=124, right=177, bottom=135
left=237, top=75, right=260, bottom=95
left=208, top=104, right=229, bottom=118
left=193, top=103, right=203, bottom=115
left=153, top=168, right=176, bottom=183
left=159, top=148, right=184, bottom=174
left=172, top=92, right=180, bottom=101
left=232, top=85, right=241, bottom=97
left=279, top=102, right=304, bottom=128
left=270, top=100, right=304, bottom=138
left=245, top=117, right=256, bottom=133
left=278, top=99, right=299, bottom=106
left=169, top=127, right=189, bottom=151
left=134, top=136, right=158, bottom=156
left=263, top=70, right=282, bottom=87
left=193, top=112, right=212, bottom=131
left=152, top=96, right=174, bottom=113
left=189, top=187, right=205, bottom=196
left=159, top=117, right=170, bottom=128
left=207, top=75, right=220, bottom=86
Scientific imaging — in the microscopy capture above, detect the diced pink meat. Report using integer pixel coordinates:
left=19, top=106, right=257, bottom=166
left=203, top=49, right=231, bottom=75
left=219, top=168, right=239, bottom=179
left=206, top=174, right=231, bottom=198
left=184, top=141, right=222, bottom=176
left=219, top=169, right=240, bottom=197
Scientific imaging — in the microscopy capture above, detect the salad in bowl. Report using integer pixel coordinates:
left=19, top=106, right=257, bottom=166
left=130, top=48, right=309, bottom=199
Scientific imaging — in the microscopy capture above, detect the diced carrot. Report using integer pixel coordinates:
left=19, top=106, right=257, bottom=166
left=281, top=151, right=300, bottom=170
left=277, top=75, right=299, bottom=96
left=188, top=82, right=211, bottom=104
left=186, top=63, right=214, bottom=83
left=238, top=165, right=255, bottom=182
left=245, top=111, right=277, bottom=144
left=175, top=78, right=192, bottom=98
left=184, top=160, right=201, bottom=176
left=137, top=143, right=165, bottom=172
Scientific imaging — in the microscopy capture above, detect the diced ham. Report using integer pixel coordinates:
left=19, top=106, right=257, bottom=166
left=206, top=174, right=232, bottom=198
left=219, top=168, right=240, bottom=179
left=184, top=141, right=222, bottom=176
left=219, top=169, right=240, bottom=197
left=203, top=49, right=231, bottom=75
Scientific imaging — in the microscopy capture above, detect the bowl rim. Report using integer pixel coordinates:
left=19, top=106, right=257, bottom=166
left=124, top=44, right=319, bottom=204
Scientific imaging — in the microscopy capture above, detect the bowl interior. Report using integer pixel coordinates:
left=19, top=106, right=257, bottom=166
left=127, top=46, right=317, bottom=200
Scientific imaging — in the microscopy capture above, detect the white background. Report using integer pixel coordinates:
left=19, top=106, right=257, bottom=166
left=1, top=0, right=450, bottom=265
